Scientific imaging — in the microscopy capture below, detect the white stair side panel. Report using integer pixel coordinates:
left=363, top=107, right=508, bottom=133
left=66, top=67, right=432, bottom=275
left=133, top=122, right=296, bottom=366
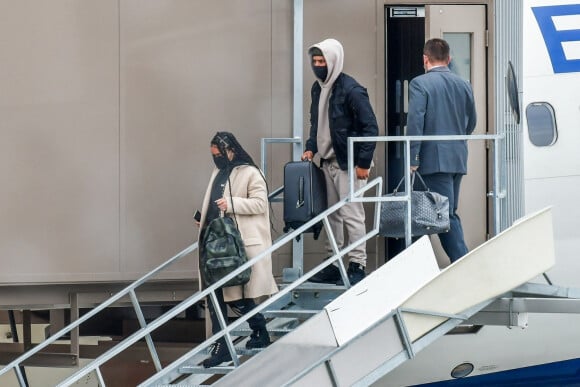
left=213, top=312, right=337, bottom=386
left=402, top=207, right=556, bottom=341
left=325, top=236, right=440, bottom=346
left=303, top=208, right=556, bottom=386
left=215, top=208, right=554, bottom=387
left=296, top=316, right=405, bottom=387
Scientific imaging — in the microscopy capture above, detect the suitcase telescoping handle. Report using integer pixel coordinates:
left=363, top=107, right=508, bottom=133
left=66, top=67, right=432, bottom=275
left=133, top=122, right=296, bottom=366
left=296, top=176, right=305, bottom=208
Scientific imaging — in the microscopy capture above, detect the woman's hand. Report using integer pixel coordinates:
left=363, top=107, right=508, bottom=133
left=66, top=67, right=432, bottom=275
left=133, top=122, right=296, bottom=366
left=215, top=197, right=228, bottom=212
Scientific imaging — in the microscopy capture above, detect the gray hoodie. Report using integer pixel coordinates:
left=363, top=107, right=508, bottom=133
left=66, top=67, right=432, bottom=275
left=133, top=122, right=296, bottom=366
left=309, top=38, right=344, bottom=159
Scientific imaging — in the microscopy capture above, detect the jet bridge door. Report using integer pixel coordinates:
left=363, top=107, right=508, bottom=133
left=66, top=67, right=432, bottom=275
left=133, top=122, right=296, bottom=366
left=385, top=4, right=487, bottom=266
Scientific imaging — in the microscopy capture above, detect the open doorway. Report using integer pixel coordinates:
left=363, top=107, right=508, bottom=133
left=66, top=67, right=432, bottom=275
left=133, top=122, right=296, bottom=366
left=384, top=4, right=488, bottom=265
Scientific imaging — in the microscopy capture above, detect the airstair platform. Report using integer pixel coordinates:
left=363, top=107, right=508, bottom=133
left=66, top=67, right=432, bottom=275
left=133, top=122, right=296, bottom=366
left=0, top=205, right=556, bottom=387
left=214, top=208, right=555, bottom=386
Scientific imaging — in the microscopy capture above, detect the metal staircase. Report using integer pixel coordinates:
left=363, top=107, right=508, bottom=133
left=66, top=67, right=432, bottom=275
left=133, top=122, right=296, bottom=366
left=212, top=208, right=557, bottom=386
left=131, top=176, right=384, bottom=386
left=0, top=174, right=383, bottom=387
left=0, top=202, right=562, bottom=386
left=3, top=134, right=566, bottom=386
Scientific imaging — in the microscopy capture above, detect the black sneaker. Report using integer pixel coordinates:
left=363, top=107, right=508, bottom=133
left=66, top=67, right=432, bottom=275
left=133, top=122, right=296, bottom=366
left=309, top=264, right=341, bottom=284
left=347, top=262, right=366, bottom=285
left=203, top=339, right=232, bottom=368
left=246, top=328, right=271, bottom=349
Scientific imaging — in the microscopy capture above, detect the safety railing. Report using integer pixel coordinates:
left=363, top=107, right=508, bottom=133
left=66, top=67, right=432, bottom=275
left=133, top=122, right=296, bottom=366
left=260, top=137, right=302, bottom=176
left=2, top=134, right=505, bottom=386
left=137, top=175, right=383, bottom=386
left=22, top=175, right=380, bottom=386
left=0, top=242, right=198, bottom=386
left=348, top=134, right=505, bottom=247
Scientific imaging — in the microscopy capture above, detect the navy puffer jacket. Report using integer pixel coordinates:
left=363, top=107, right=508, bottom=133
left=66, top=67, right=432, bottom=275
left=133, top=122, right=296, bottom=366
left=305, top=73, right=378, bottom=171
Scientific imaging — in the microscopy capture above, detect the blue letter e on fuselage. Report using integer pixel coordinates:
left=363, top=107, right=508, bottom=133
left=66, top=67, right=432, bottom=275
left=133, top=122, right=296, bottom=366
left=533, top=4, right=580, bottom=73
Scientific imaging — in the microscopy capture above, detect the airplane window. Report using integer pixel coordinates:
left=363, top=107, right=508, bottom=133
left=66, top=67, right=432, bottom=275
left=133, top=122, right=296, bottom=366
left=525, top=102, right=558, bottom=147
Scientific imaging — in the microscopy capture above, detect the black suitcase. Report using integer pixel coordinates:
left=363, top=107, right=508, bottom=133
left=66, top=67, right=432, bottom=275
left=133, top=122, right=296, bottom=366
left=283, top=161, right=327, bottom=239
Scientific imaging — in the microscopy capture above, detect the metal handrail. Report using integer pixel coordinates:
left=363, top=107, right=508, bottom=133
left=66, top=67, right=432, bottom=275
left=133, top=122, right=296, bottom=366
left=56, top=176, right=382, bottom=386
left=138, top=176, right=383, bottom=386
left=3, top=134, right=506, bottom=386
left=348, top=134, right=505, bottom=247
left=260, top=137, right=302, bottom=176
left=0, top=241, right=198, bottom=385
left=0, top=137, right=297, bottom=386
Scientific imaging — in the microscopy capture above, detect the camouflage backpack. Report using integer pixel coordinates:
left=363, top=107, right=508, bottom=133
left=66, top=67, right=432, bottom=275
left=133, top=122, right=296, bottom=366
left=200, top=215, right=251, bottom=287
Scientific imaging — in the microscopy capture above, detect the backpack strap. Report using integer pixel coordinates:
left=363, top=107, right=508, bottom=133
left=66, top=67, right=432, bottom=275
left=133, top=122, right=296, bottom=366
left=226, top=170, right=246, bottom=298
left=226, top=172, right=240, bottom=231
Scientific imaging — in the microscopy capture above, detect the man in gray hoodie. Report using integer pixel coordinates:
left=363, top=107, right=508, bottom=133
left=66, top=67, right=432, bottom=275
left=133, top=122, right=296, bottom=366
left=302, top=38, right=378, bottom=285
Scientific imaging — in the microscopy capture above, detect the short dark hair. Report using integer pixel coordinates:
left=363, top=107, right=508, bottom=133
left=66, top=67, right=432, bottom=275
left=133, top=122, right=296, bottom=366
left=309, top=47, right=323, bottom=57
left=423, top=38, right=450, bottom=62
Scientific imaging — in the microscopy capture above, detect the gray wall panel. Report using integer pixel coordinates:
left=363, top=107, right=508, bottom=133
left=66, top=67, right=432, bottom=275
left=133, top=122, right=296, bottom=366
left=120, top=0, right=278, bottom=278
left=0, top=0, right=120, bottom=283
left=0, top=0, right=384, bottom=287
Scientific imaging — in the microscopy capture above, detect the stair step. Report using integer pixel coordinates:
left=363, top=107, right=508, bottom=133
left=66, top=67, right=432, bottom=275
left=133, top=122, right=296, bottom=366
left=232, top=326, right=295, bottom=336
left=179, top=365, right=234, bottom=375
left=263, top=309, right=320, bottom=319
left=167, top=384, right=210, bottom=387
left=236, top=346, right=269, bottom=356
left=281, top=282, right=348, bottom=290
left=180, top=346, right=269, bottom=375
left=280, top=285, right=346, bottom=310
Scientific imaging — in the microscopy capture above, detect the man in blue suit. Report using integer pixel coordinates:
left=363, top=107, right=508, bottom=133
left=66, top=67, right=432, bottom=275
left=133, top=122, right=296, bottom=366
left=407, top=38, right=477, bottom=263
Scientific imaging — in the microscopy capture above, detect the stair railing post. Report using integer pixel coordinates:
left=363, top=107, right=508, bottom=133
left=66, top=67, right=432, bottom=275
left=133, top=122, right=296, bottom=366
left=70, top=293, right=79, bottom=360
left=129, top=290, right=162, bottom=372
left=208, top=289, right=240, bottom=367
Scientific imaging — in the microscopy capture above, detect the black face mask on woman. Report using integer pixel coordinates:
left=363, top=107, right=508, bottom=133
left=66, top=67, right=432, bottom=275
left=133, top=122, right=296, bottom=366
left=212, top=154, right=229, bottom=170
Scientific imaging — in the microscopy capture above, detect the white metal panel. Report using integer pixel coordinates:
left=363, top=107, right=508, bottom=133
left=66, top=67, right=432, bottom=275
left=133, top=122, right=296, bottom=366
left=213, top=313, right=338, bottom=387
left=219, top=208, right=555, bottom=386
left=525, top=176, right=580, bottom=287
left=402, top=207, right=555, bottom=341
left=300, top=317, right=404, bottom=387
left=325, top=236, right=439, bottom=346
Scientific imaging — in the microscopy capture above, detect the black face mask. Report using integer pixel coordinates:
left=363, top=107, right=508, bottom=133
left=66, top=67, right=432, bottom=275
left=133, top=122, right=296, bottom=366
left=213, top=154, right=229, bottom=170
left=313, top=66, right=328, bottom=82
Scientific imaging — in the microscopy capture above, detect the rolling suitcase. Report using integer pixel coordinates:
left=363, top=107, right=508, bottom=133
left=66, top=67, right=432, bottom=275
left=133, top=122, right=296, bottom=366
left=283, top=161, right=327, bottom=239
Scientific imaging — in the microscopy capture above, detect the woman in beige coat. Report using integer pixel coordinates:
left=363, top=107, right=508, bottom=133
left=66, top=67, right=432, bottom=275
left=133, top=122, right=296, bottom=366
left=198, top=132, right=278, bottom=368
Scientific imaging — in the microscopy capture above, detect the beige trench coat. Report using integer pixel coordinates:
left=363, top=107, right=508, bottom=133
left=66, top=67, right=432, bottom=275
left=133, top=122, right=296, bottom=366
left=198, top=165, right=278, bottom=302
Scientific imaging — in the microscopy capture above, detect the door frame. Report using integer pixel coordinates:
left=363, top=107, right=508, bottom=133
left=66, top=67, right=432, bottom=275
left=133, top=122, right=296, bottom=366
left=375, top=0, right=496, bottom=265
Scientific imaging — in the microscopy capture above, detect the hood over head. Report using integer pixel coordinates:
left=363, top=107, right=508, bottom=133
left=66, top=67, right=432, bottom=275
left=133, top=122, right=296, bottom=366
left=309, top=38, right=344, bottom=87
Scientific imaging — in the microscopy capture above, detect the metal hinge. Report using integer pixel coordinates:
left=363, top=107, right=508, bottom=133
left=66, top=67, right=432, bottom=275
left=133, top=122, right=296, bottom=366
left=485, top=30, right=489, bottom=47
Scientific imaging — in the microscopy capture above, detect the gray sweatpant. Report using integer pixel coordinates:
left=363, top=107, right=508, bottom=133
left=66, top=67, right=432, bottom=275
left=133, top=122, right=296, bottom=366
left=321, top=158, right=367, bottom=266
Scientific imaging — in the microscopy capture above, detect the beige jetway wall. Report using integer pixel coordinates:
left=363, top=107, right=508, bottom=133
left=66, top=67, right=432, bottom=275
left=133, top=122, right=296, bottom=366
left=0, top=0, right=383, bottom=288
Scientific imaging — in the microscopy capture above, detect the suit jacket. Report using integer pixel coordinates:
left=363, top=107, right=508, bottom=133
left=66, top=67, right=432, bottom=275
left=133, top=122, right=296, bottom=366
left=406, top=66, right=477, bottom=175
left=198, top=165, right=278, bottom=302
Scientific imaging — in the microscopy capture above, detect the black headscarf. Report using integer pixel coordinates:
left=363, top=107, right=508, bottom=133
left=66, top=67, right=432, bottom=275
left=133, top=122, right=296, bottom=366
left=210, top=131, right=257, bottom=169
